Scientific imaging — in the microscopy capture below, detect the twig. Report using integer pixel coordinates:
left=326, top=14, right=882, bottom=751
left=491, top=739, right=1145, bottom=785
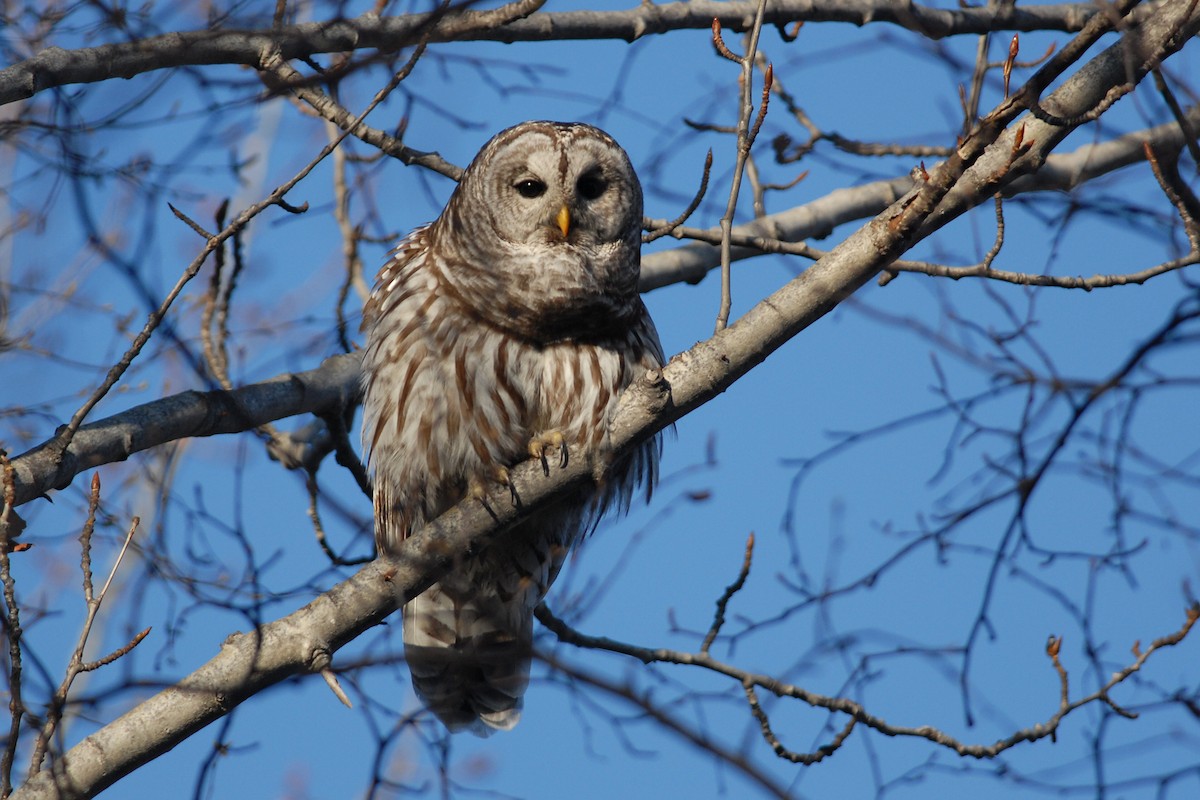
left=305, top=466, right=372, bottom=567
left=961, top=10, right=993, bottom=134
left=652, top=211, right=1199, bottom=292
left=768, top=55, right=952, bottom=162
left=712, top=1, right=771, bottom=332
left=1144, top=141, right=1200, bottom=250
left=543, top=602, right=1200, bottom=762
left=980, top=193, right=1006, bottom=271
left=881, top=252, right=1200, bottom=289
left=1028, top=82, right=1134, bottom=127
left=539, top=652, right=794, bottom=800
left=260, top=56, right=463, bottom=181
left=710, top=18, right=742, bottom=63
left=320, top=408, right=373, bottom=499
left=1151, top=67, right=1200, bottom=171
left=28, top=482, right=144, bottom=778
left=328, top=119, right=371, bottom=354
left=200, top=199, right=234, bottom=385
left=78, top=474, right=100, bottom=603
left=0, top=453, right=25, bottom=798
left=80, top=628, right=150, bottom=673
left=701, top=532, right=754, bottom=654
left=643, top=149, right=713, bottom=243
left=744, top=680, right=856, bottom=764
left=321, top=668, right=354, bottom=708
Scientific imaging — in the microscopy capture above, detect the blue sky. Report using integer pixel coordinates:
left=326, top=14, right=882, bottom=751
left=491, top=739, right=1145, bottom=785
left=4, top=2, right=1200, bottom=798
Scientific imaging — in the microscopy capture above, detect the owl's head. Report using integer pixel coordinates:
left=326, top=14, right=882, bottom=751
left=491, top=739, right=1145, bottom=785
left=434, top=121, right=645, bottom=341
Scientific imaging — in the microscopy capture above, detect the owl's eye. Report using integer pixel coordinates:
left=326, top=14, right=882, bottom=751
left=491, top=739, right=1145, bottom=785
left=514, top=179, right=546, bottom=199
left=577, top=172, right=607, bottom=200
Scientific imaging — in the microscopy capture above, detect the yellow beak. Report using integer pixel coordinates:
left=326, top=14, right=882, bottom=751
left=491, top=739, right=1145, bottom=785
left=555, top=205, right=571, bottom=237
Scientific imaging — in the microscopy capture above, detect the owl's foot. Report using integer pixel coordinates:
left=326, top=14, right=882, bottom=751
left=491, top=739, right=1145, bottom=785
left=528, top=430, right=568, bottom=475
left=468, top=465, right=517, bottom=508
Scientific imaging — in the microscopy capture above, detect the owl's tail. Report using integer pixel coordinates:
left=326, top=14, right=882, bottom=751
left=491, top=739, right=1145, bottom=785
left=402, top=585, right=533, bottom=735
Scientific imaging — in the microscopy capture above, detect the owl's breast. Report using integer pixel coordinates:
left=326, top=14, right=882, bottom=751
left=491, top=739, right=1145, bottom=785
left=362, top=235, right=660, bottom=540
left=438, top=236, right=641, bottom=343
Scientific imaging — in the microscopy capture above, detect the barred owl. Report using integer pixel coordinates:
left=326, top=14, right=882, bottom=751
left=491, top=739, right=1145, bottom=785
left=360, top=121, right=662, bottom=734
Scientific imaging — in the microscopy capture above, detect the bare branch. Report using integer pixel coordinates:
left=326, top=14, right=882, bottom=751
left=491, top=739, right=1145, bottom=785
left=0, top=1, right=1111, bottom=108
left=43, top=39, right=421, bottom=474
left=1152, top=67, right=1200, bottom=169
left=29, top=495, right=142, bottom=778
left=1145, top=140, right=1200, bottom=249
left=0, top=0, right=547, bottom=107
left=0, top=454, right=25, bottom=798
left=701, top=532, right=755, bottom=655
left=259, top=56, right=464, bottom=180
left=14, top=55, right=1200, bottom=512
left=713, top=2, right=770, bottom=332
left=744, top=681, right=857, bottom=764
left=7, top=353, right=362, bottom=509
left=643, top=106, right=1200, bottom=291
left=643, top=149, right=713, bottom=243
left=542, top=602, right=1200, bottom=761
left=13, top=80, right=1198, bottom=514
left=541, top=654, right=796, bottom=800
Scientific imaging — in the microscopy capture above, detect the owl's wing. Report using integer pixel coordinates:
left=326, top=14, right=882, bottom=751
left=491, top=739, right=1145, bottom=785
left=361, top=226, right=441, bottom=551
left=361, top=225, right=431, bottom=332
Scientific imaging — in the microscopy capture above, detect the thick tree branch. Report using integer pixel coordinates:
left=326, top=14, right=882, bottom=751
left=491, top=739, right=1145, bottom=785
left=0, top=1, right=1108, bottom=108
left=7, top=353, right=361, bottom=508
left=0, top=0, right=547, bottom=106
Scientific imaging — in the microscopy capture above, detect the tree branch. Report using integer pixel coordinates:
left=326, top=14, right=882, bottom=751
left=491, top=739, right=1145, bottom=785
left=7, top=353, right=361, bottom=508
left=641, top=105, right=1200, bottom=291
left=0, top=1, right=1108, bottom=108
left=536, top=603, right=1199, bottom=760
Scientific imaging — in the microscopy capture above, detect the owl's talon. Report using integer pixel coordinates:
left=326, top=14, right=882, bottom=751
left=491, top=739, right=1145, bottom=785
left=467, top=476, right=487, bottom=503
left=528, top=431, right=568, bottom=475
left=468, top=466, right=516, bottom=506
left=497, top=466, right=518, bottom=505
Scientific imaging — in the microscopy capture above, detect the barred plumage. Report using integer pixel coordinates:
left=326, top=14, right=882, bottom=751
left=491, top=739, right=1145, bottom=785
left=361, top=121, right=662, bottom=734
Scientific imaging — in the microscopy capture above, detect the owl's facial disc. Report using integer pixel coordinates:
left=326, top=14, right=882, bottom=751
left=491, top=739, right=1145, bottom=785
left=482, top=130, right=635, bottom=250
left=426, top=121, right=645, bottom=341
